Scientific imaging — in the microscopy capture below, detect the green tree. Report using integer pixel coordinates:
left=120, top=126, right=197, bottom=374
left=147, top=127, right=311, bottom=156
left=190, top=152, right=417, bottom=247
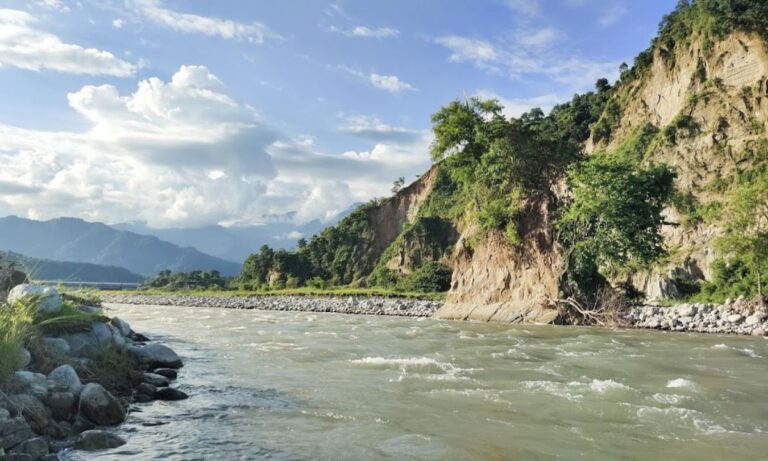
left=717, top=177, right=768, bottom=299
left=558, top=153, right=676, bottom=294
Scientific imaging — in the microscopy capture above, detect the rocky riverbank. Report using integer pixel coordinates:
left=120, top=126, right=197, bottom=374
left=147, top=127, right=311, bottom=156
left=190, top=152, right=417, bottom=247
left=102, top=294, right=443, bottom=317
left=0, top=284, right=187, bottom=460
left=628, top=298, right=768, bottom=336
left=103, top=293, right=768, bottom=337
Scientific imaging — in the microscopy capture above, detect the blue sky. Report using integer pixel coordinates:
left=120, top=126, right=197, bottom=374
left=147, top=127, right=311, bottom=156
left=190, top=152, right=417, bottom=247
left=0, top=0, right=674, bottom=228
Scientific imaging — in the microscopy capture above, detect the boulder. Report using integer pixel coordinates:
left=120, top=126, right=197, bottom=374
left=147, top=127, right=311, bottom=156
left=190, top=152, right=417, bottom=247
left=60, top=323, right=114, bottom=355
left=8, top=437, right=48, bottom=458
left=78, top=384, right=125, bottom=426
left=727, top=314, right=743, bottom=323
left=7, top=395, right=49, bottom=433
left=154, top=387, right=188, bottom=401
left=12, top=372, right=46, bottom=390
left=7, top=285, right=62, bottom=315
left=140, top=373, right=169, bottom=388
left=16, top=350, right=30, bottom=370
left=0, top=419, right=34, bottom=451
left=745, top=315, right=762, bottom=326
left=74, top=430, right=126, bottom=451
left=135, top=383, right=156, bottom=398
left=44, top=392, right=74, bottom=421
left=47, top=365, right=82, bottom=396
left=42, top=338, right=70, bottom=356
left=110, top=318, right=132, bottom=337
left=152, top=368, right=177, bottom=380
left=127, top=343, right=182, bottom=369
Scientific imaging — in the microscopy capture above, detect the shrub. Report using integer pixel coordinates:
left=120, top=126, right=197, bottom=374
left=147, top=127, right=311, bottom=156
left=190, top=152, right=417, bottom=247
left=399, top=262, right=453, bottom=292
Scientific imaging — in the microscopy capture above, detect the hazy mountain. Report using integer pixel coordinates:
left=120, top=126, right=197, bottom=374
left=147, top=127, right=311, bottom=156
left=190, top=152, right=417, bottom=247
left=113, top=205, right=359, bottom=263
left=0, top=250, right=144, bottom=284
left=0, top=216, right=241, bottom=277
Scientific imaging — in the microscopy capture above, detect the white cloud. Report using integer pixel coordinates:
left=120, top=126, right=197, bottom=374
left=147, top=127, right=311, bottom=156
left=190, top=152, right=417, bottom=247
left=338, top=115, right=421, bottom=143
left=0, top=65, right=431, bottom=227
left=36, top=0, right=70, bottom=12
left=517, top=27, right=561, bottom=48
left=112, top=18, right=124, bottom=29
left=474, top=90, right=563, bottom=119
left=0, top=9, right=136, bottom=76
left=127, top=0, right=275, bottom=43
left=505, top=0, right=539, bottom=16
left=329, top=25, right=399, bottom=38
left=598, top=5, right=628, bottom=26
left=334, top=66, right=417, bottom=93
left=434, top=36, right=498, bottom=66
left=369, top=73, right=416, bottom=93
left=434, top=32, right=619, bottom=93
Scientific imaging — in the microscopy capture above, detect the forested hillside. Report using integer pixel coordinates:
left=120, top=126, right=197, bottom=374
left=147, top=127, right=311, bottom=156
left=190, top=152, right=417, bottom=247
left=239, top=0, right=768, bottom=322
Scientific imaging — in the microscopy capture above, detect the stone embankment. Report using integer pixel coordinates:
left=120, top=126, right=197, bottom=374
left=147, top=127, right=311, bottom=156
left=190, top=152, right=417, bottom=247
left=102, top=294, right=443, bottom=317
left=628, top=297, right=768, bottom=336
left=0, top=284, right=187, bottom=460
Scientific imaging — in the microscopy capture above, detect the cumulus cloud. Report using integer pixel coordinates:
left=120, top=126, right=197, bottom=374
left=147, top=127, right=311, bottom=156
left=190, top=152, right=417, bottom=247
left=0, top=9, right=136, bottom=76
left=36, top=0, right=70, bottom=12
left=127, top=0, right=275, bottom=43
left=329, top=25, right=399, bottom=38
left=0, top=66, right=431, bottom=227
left=369, top=73, right=416, bottom=93
left=112, top=18, right=124, bottom=29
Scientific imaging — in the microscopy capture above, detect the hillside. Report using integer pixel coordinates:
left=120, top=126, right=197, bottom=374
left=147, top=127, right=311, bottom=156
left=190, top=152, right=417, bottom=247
left=0, top=216, right=242, bottom=277
left=0, top=250, right=144, bottom=283
left=238, top=0, right=768, bottom=323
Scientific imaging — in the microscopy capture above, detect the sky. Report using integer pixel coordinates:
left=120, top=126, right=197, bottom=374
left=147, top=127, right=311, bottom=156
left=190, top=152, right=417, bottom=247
left=0, top=0, right=674, bottom=229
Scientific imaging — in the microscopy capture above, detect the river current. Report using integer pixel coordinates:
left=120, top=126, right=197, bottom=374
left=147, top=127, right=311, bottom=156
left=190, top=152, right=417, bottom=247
left=78, top=303, right=768, bottom=460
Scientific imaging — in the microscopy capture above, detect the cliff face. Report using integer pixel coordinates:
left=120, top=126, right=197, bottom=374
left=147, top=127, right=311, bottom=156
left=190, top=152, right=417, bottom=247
left=595, top=32, right=768, bottom=299
left=435, top=197, right=562, bottom=323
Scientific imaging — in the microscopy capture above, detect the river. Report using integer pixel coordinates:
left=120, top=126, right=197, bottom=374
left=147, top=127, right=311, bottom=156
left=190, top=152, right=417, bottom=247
left=79, top=303, right=768, bottom=460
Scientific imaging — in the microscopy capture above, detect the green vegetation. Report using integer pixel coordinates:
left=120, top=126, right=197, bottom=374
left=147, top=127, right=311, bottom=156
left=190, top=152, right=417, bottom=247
left=143, top=269, right=228, bottom=291
left=696, top=169, right=768, bottom=301
left=558, top=147, right=676, bottom=295
left=0, top=296, right=105, bottom=385
left=104, top=287, right=447, bottom=301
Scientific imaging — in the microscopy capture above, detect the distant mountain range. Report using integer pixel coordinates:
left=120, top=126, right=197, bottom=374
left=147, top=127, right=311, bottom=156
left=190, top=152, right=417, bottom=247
left=0, top=216, right=241, bottom=277
left=113, top=205, right=358, bottom=263
left=0, top=250, right=144, bottom=284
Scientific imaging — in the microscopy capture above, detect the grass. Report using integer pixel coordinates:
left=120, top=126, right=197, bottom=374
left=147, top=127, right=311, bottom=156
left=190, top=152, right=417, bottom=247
left=0, top=296, right=107, bottom=387
left=100, top=286, right=447, bottom=301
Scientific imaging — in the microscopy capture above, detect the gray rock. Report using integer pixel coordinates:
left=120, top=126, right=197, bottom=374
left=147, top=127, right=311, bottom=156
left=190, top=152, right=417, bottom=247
left=7, top=394, right=49, bottom=433
left=127, top=343, right=183, bottom=369
left=0, top=409, right=9, bottom=421
left=9, top=437, right=48, bottom=458
left=47, top=365, right=82, bottom=396
left=12, top=372, right=46, bottom=391
left=60, top=323, right=114, bottom=355
left=135, top=383, right=156, bottom=398
left=42, top=338, right=70, bottom=356
left=7, top=284, right=62, bottom=315
left=78, top=384, right=125, bottom=426
left=110, top=317, right=132, bottom=337
left=16, top=350, right=30, bottom=370
left=154, top=387, right=188, bottom=401
left=74, top=430, right=126, bottom=451
left=141, top=373, right=169, bottom=388
left=745, top=315, right=761, bottom=326
left=727, top=314, right=743, bottom=323
left=152, top=368, right=177, bottom=380
left=45, top=392, right=74, bottom=421
left=0, top=419, right=34, bottom=450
